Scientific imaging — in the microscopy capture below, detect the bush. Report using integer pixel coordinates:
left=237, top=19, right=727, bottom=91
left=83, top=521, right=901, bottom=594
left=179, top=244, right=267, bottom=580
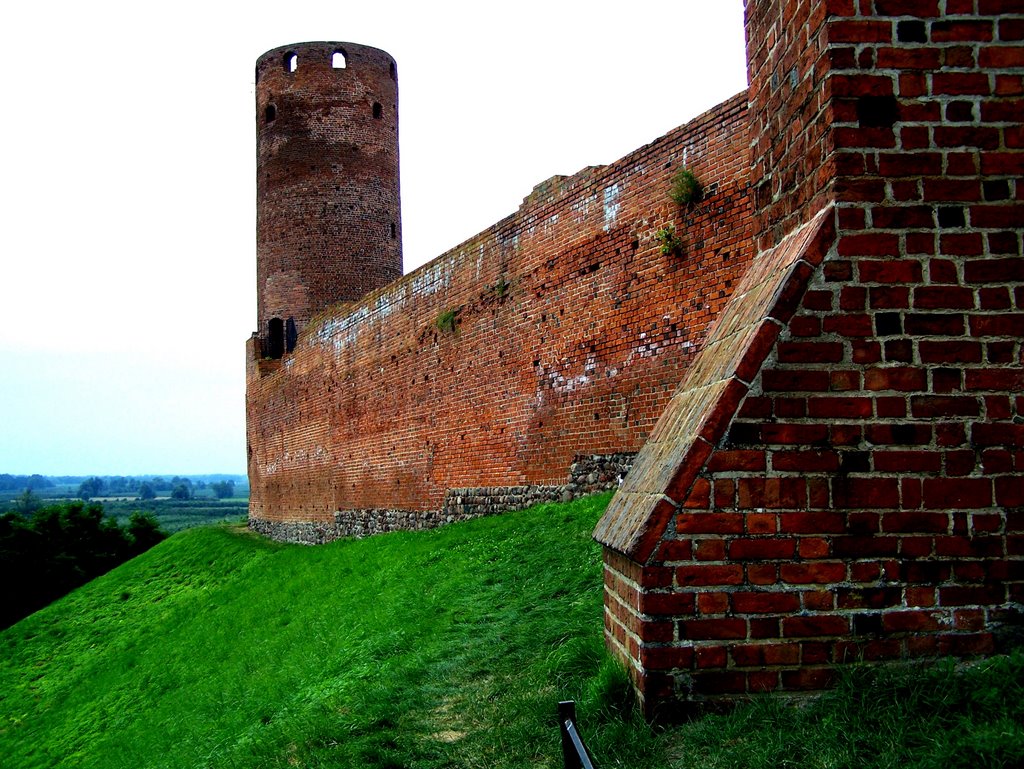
left=657, top=225, right=684, bottom=256
left=435, top=308, right=457, bottom=334
left=669, top=168, right=703, bottom=206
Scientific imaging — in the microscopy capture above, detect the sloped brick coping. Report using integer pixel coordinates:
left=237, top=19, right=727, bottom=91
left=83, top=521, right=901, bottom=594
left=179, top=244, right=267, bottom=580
left=594, top=205, right=836, bottom=561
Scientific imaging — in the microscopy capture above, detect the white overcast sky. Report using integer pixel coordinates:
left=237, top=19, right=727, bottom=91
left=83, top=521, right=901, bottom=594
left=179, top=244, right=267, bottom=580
left=0, top=0, right=748, bottom=476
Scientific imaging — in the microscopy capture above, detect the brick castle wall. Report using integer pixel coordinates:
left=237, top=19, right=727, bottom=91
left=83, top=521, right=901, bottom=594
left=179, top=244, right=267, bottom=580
left=596, top=1, right=1023, bottom=714
left=247, top=94, right=753, bottom=535
left=246, top=1, right=1022, bottom=714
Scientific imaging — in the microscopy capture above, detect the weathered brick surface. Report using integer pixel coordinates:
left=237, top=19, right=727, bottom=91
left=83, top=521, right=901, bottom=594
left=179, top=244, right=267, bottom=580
left=256, top=42, right=402, bottom=344
left=594, top=206, right=836, bottom=560
left=248, top=94, right=753, bottom=533
left=746, top=0, right=834, bottom=251
left=597, top=3, right=1024, bottom=715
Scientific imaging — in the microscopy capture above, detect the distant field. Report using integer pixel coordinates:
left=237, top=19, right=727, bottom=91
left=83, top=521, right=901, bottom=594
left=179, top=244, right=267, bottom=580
left=102, top=497, right=249, bottom=533
left=0, top=493, right=249, bottom=533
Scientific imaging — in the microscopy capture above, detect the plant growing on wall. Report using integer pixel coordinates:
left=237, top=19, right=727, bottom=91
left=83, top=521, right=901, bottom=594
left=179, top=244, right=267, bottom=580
left=669, top=167, right=703, bottom=206
left=492, top=276, right=511, bottom=299
left=656, top=225, right=684, bottom=256
left=435, top=308, right=458, bottom=334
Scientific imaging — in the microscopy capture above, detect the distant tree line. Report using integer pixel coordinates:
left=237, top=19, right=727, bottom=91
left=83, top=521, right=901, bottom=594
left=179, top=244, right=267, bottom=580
left=74, top=476, right=236, bottom=501
left=0, top=474, right=248, bottom=517
left=0, top=503, right=167, bottom=629
left=76, top=475, right=198, bottom=500
left=0, top=474, right=53, bottom=492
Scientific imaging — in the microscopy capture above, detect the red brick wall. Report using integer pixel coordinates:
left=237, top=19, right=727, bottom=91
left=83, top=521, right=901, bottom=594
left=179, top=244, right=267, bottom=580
left=256, top=42, right=402, bottom=342
left=746, top=0, right=834, bottom=250
left=247, top=94, right=754, bottom=531
left=597, top=1, right=1023, bottom=714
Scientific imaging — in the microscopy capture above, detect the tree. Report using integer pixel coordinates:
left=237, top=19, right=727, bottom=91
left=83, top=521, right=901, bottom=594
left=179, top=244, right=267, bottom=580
left=126, top=511, right=166, bottom=555
left=77, top=477, right=105, bottom=501
left=26, top=474, right=53, bottom=491
left=0, top=501, right=166, bottom=629
left=170, top=484, right=191, bottom=500
left=0, top=475, right=53, bottom=492
left=137, top=482, right=156, bottom=500
left=14, top=489, right=41, bottom=514
left=210, top=480, right=235, bottom=499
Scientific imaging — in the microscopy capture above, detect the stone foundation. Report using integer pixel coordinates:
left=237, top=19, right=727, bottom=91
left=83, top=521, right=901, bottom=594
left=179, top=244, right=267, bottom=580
left=251, top=453, right=635, bottom=543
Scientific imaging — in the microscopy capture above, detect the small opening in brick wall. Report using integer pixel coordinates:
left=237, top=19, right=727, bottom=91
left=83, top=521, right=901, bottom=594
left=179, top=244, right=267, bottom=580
left=373, top=102, right=383, bottom=119
left=983, top=180, right=1011, bottom=201
left=945, top=101, right=976, bottom=123
left=284, top=52, right=297, bottom=73
left=389, top=61, right=396, bottom=80
left=267, top=318, right=285, bottom=359
left=857, top=96, right=898, bottom=128
left=286, top=317, right=297, bottom=353
left=875, top=312, right=902, bottom=337
left=389, top=222, right=396, bottom=239
left=897, top=20, right=927, bottom=43
left=937, top=206, right=966, bottom=228
left=332, top=50, right=347, bottom=69
left=265, top=104, right=277, bottom=123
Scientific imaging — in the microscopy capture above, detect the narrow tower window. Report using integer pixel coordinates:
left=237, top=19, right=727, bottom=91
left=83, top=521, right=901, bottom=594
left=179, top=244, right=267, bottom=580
left=265, top=104, right=277, bottom=123
left=332, top=50, right=347, bottom=69
left=389, top=61, right=397, bottom=81
left=389, top=222, right=396, bottom=239
left=373, top=102, right=383, bottom=119
left=286, top=317, right=298, bottom=353
left=267, top=318, right=285, bottom=359
left=284, top=52, right=297, bottom=73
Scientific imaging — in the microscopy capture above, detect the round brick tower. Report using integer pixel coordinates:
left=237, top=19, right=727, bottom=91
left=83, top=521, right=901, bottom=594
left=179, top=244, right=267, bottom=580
left=255, top=42, right=402, bottom=357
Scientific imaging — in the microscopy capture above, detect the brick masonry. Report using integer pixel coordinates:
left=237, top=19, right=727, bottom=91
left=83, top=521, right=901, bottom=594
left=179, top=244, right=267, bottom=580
left=247, top=2, right=1023, bottom=715
left=252, top=453, right=634, bottom=544
left=247, top=93, right=753, bottom=532
left=594, top=1, right=1024, bottom=715
left=256, top=42, right=402, bottom=347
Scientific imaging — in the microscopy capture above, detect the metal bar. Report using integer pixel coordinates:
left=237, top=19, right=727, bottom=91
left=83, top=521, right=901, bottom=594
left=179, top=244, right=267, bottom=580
left=564, top=720, right=596, bottom=769
left=558, top=700, right=579, bottom=769
left=558, top=700, right=596, bottom=769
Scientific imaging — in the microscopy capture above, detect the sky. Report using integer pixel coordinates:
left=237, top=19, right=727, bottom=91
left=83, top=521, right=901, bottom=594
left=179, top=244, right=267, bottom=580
left=0, top=0, right=749, bottom=476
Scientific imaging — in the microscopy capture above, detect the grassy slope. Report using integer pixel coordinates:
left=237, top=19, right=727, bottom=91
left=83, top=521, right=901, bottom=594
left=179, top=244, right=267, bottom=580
left=1, top=493, right=657, bottom=769
left=2, top=493, right=1022, bottom=769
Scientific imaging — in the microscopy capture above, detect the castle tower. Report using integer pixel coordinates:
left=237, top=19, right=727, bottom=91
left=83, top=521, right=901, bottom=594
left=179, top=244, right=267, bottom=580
left=255, top=42, right=401, bottom=357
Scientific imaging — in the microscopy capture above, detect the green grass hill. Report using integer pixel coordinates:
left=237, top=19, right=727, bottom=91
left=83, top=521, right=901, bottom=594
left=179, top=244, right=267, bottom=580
left=1, top=494, right=655, bottom=769
left=2, top=493, right=1023, bottom=769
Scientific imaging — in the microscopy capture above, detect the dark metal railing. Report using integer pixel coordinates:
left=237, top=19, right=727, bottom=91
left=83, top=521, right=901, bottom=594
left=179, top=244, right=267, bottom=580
left=558, top=700, right=596, bottom=769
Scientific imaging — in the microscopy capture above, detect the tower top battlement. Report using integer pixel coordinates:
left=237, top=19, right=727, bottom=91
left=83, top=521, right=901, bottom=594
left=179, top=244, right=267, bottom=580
left=255, top=41, right=397, bottom=86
